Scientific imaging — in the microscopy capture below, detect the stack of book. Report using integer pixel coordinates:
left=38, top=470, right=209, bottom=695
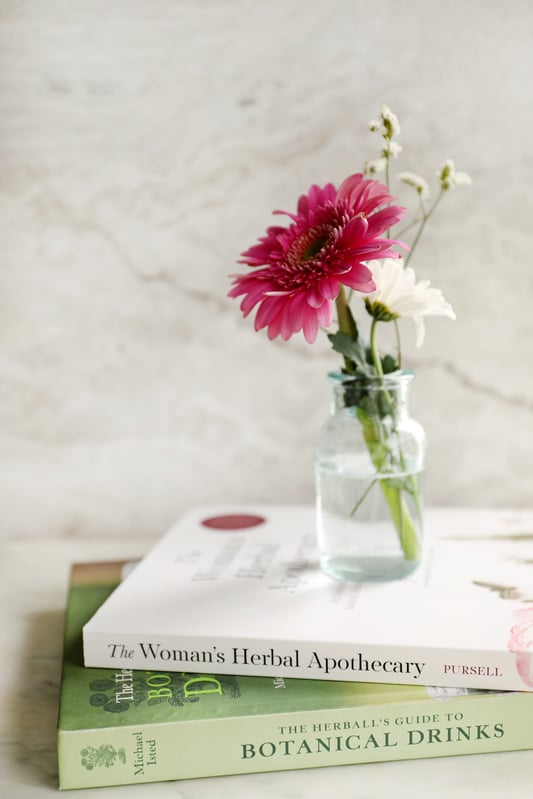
left=57, top=505, right=533, bottom=789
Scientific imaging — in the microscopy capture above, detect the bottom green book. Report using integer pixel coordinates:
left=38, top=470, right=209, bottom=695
left=58, top=561, right=533, bottom=790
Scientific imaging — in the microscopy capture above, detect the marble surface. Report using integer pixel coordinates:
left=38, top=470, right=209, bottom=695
left=1, top=2, right=533, bottom=544
left=1, top=526, right=533, bottom=799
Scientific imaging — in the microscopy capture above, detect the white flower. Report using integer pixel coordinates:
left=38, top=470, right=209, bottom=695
left=365, top=259, right=456, bottom=347
left=398, top=171, right=429, bottom=200
left=368, top=105, right=400, bottom=139
left=364, top=157, right=387, bottom=176
left=437, top=159, right=472, bottom=190
left=381, top=105, right=400, bottom=137
left=383, top=140, right=402, bottom=159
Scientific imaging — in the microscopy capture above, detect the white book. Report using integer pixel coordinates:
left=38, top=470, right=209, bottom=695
left=83, top=505, right=533, bottom=691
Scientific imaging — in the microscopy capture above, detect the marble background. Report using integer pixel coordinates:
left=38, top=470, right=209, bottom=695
left=1, top=0, right=533, bottom=541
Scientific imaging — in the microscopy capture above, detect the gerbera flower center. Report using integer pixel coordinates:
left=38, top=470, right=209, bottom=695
left=288, top=224, right=334, bottom=267
left=302, top=234, right=330, bottom=261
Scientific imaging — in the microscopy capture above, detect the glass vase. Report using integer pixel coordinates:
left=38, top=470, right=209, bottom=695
left=315, top=370, right=426, bottom=583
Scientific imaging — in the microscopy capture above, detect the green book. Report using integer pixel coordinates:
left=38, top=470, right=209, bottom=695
left=58, top=561, right=533, bottom=790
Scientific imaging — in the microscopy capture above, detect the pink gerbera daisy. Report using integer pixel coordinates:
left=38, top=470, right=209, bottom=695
left=228, top=173, right=406, bottom=343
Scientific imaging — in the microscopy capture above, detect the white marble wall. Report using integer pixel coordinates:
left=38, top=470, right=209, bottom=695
left=1, top=0, right=532, bottom=539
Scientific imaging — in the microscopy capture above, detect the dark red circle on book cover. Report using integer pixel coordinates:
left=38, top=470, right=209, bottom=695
left=201, top=513, right=266, bottom=530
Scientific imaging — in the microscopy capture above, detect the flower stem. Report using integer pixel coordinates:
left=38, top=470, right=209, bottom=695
left=394, top=320, right=402, bottom=369
left=379, top=481, right=420, bottom=559
left=335, top=286, right=352, bottom=336
left=335, top=286, right=357, bottom=373
left=404, top=189, right=444, bottom=267
left=369, top=319, right=384, bottom=377
left=357, top=406, right=421, bottom=562
left=360, top=323, right=421, bottom=562
left=385, top=156, right=391, bottom=237
left=351, top=478, right=378, bottom=517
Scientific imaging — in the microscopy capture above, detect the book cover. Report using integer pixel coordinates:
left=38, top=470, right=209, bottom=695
left=60, top=560, right=533, bottom=789
left=82, top=505, right=533, bottom=691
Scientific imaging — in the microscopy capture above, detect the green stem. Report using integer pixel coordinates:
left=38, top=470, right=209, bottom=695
left=369, top=319, right=384, bottom=377
left=335, top=286, right=352, bottom=336
left=361, top=321, right=421, bottom=562
left=335, top=286, right=357, bottom=373
left=395, top=218, right=420, bottom=238
left=379, top=481, right=420, bottom=559
left=404, top=221, right=427, bottom=267
left=404, top=190, right=444, bottom=267
left=394, top=320, right=402, bottom=369
left=357, top=408, right=421, bottom=562
left=385, top=155, right=391, bottom=237
left=351, top=478, right=378, bottom=517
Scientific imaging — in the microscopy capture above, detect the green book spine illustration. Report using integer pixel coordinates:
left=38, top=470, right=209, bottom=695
left=58, top=562, right=533, bottom=790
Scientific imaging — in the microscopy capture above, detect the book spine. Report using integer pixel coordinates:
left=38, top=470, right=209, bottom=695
left=83, top=633, right=530, bottom=692
left=59, top=692, right=533, bottom=789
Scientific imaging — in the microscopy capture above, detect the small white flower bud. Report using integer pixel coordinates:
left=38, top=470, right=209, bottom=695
left=368, top=105, right=400, bottom=139
left=383, top=141, right=402, bottom=158
left=364, top=157, right=387, bottom=176
left=437, top=159, right=471, bottom=190
left=381, top=105, right=401, bottom=138
left=398, top=171, right=429, bottom=200
left=453, top=170, right=472, bottom=187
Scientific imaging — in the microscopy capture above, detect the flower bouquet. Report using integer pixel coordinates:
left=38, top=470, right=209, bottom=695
left=229, top=106, right=470, bottom=582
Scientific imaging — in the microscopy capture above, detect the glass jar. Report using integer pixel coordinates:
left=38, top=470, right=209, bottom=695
left=315, top=370, right=426, bottom=583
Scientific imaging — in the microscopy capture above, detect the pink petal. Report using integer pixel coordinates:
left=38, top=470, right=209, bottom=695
left=280, top=306, right=295, bottom=340
left=296, top=192, right=309, bottom=217
left=306, top=287, right=324, bottom=308
left=285, top=293, right=308, bottom=332
left=337, top=173, right=365, bottom=204
left=241, top=289, right=266, bottom=316
left=366, top=205, right=406, bottom=235
left=318, top=275, right=340, bottom=300
left=338, top=215, right=369, bottom=246
left=321, top=183, right=338, bottom=204
left=267, top=313, right=283, bottom=340
left=302, top=310, right=319, bottom=343
left=337, top=173, right=401, bottom=216
left=307, top=184, right=322, bottom=211
left=254, top=295, right=286, bottom=330
left=363, top=244, right=403, bottom=262
left=316, top=299, right=333, bottom=327
left=340, top=264, right=375, bottom=292
left=273, top=209, right=299, bottom=222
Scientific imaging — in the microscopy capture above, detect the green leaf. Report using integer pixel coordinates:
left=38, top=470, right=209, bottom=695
left=381, top=353, right=400, bottom=374
left=345, top=303, right=359, bottom=341
left=328, top=332, right=372, bottom=376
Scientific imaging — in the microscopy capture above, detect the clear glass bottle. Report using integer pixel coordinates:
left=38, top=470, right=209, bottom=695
left=315, top=370, right=426, bottom=583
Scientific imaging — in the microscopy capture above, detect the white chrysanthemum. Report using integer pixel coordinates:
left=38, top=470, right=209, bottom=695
left=398, top=171, right=429, bottom=200
left=365, top=259, right=456, bottom=347
left=364, top=157, right=387, bottom=176
left=437, top=159, right=472, bottom=190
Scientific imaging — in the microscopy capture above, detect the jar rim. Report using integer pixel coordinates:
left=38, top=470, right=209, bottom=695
left=328, top=368, right=415, bottom=386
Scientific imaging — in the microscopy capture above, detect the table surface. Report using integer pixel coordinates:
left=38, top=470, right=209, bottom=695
left=2, top=523, right=533, bottom=799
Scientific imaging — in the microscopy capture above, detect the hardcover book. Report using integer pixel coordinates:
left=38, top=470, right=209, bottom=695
left=82, top=505, right=533, bottom=691
left=60, top=560, right=533, bottom=789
